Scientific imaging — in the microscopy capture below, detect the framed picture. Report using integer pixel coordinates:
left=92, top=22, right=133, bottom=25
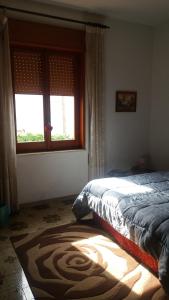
left=116, top=91, right=137, bottom=112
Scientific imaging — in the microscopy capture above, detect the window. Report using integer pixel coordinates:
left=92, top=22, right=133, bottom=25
left=11, top=47, right=84, bottom=153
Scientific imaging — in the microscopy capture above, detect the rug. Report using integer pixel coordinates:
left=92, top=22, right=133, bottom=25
left=11, top=222, right=168, bottom=300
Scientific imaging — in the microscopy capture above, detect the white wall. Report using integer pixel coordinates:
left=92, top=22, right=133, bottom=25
left=150, top=24, right=169, bottom=170
left=17, top=17, right=153, bottom=203
left=4, top=0, right=154, bottom=203
left=17, top=150, right=88, bottom=203
left=104, top=19, right=153, bottom=173
left=3, top=0, right=91, bottom=204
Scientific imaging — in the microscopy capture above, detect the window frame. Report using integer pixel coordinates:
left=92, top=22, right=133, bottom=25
left=11, top=45, right=85, bottom=154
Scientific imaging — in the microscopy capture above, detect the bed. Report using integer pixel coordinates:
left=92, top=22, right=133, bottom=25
left=72, top=171, right=169, bottom=293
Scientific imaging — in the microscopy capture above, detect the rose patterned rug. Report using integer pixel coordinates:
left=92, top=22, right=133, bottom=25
left=11, top=222, right=168, bottom=300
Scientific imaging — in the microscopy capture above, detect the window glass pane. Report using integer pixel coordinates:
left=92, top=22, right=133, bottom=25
left=50, top=96, right=75, bottom=141
left=15, top=94, right=44, bottom=143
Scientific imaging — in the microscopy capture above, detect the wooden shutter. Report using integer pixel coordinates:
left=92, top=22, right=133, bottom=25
left=13, top=49, right=44, bottom=94
left=49, top=53, right=77, bottom=96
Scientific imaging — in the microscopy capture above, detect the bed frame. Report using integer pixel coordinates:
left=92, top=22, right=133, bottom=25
left=93, top=212, right=158, bottom=275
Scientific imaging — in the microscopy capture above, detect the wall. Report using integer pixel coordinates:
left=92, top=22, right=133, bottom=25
left=104, top=19, right=153, bottom=173
left=150, top=24, right=169, bottom=170
left=2, top=0, right=154, bottom=203
left=17, top=150, right=88, bottom=204
left=2, top=0, right=91, bottom=204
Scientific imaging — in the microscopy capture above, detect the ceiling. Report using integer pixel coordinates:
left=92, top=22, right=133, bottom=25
left=32, top=0, right=169, bottom=26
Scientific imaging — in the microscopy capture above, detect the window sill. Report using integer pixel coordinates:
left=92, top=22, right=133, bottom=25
left=16, top=148, right=87, bottom=156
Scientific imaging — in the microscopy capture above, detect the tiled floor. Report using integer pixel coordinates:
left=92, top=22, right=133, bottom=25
left=0, top=198, right=77, bottom=300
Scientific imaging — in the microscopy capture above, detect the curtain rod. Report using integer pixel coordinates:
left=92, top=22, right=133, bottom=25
left=0, top=5, right=109, bottom=29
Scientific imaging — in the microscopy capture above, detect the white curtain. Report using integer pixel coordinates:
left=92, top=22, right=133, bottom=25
left=0, top=15, right=18, bottom=213
left=86, top=25, right=105, bottom=180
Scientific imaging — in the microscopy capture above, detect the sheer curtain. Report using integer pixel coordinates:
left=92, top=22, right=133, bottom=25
left=86, top=25, right=105, bottom=180
left=0, top=15, right=18, bottom=213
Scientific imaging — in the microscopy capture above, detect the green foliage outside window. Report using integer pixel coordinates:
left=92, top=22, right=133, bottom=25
left=17, top=133, right=71, bottom=143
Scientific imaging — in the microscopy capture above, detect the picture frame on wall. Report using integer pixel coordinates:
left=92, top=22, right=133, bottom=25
left=116, top=91, right=137, bottom=112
